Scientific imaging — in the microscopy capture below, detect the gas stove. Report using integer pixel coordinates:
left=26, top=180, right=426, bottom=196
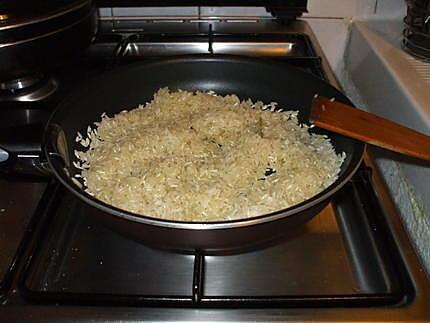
left=0, top=16, right=429, bottom=322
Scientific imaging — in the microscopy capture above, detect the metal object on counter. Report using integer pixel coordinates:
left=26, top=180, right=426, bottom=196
left=403, top=0, right=430, bottom=60
left=0, top=0, right=97, bottom=97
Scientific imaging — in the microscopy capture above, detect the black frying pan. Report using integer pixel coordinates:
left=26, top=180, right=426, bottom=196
left=44, top=55, right=364, bottom=254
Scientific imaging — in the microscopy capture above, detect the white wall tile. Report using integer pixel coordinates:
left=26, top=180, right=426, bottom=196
left=199, top=7, right=271, bottom=17
left=98, top=8, right=112, bottom=17
left=355, top=0, right=378, bottom=17
left=112, top=7, right=199, bottom=16
left=306, top=0, right=376, bottom=18
left=105, top=1, right=404, bottom=19
left=374, top=0, right=406, bottom=18
left=305, top=18, right=350, bottom=73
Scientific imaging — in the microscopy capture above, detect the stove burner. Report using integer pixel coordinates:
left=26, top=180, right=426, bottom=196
left=0, top=75, right=58, bottom=102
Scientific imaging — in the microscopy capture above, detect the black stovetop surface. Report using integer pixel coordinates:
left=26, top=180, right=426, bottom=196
left=17, top=170, right=408, bottom=307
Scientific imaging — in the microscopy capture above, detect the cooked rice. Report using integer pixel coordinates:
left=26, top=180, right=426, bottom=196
left=74, top=88, right=345, bottom=222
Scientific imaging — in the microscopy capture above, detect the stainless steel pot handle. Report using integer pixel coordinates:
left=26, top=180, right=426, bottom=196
left=0, top=124, right=51, bottom=177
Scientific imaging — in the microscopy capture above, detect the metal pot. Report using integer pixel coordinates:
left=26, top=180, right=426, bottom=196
left=0, top=0, right=97, bottom=85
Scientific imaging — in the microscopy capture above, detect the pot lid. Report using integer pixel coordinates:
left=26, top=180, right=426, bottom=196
left=0, top=0, right=91, bottom=30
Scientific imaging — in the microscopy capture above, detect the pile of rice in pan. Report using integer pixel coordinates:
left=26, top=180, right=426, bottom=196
left=73, top=88, right=345, bottom=222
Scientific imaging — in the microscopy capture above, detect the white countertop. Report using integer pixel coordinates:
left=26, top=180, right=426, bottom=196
left=335, top=18, right=430, bottom=273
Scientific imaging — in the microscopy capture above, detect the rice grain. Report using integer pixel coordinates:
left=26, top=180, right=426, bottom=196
left=74, top=88, right=345, bottom=222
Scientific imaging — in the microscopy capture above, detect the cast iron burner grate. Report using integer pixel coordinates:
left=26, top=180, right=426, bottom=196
left=17, top=168, right=409, bottom=308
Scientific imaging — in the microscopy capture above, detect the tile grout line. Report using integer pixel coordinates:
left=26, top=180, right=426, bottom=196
left=373, top=0, right=379, bottom=15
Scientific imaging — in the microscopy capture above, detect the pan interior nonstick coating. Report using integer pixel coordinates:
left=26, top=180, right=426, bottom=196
left=45, top=55, right=364, bottom=229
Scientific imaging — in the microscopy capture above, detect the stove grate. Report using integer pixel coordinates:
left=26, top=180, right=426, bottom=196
left=16, top=168, right=409, bottom=308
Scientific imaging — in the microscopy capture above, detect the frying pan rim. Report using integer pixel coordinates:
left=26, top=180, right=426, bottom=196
left=45, top=54, right=365, bottom=230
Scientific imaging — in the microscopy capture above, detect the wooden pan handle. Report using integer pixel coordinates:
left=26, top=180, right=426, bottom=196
left=310, top=96, right=430, bottom=162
